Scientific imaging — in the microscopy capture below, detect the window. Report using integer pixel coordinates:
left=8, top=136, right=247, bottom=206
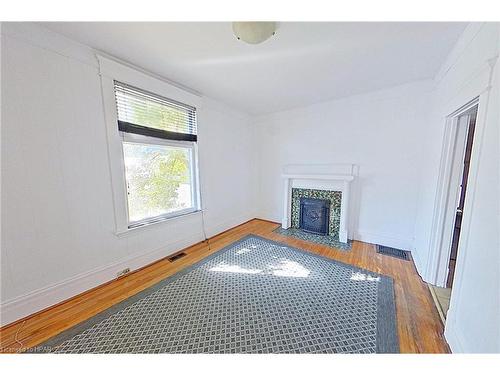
left=114, top=81, right=199, bottom=228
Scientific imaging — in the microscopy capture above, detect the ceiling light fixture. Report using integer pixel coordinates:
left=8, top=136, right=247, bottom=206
left=232, top=22, right=277, bottom=45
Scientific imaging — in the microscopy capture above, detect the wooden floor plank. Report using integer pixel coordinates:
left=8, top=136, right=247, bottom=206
left=0, top=219, right=449, bottom=353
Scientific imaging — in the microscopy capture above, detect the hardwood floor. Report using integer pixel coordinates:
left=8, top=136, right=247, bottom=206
left=0, top=219, right=449, bottom=353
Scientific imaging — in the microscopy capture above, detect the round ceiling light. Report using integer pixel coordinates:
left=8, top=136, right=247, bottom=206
left=232, top=22, right=277, bottom=44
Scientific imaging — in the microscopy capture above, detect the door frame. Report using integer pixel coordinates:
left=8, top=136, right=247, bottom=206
left=426, top=97, right=484, bottom=288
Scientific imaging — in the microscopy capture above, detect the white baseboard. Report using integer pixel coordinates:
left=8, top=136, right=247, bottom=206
left=257, top=211, right=280, bottom=224
left=410, top=246, right=429, bottom=281
left=0, top=215, right=414, bottom=327
left=353, top=230, right=414, bottom=252
left=204, top=213, right=254, bottom=238
left=255, top=214, right=415, bottom=251
left=444, top=315, right=465, bottom=353
left=0, top=235, right=201, bottom=326
left=0, top=214, right=253, bottom=326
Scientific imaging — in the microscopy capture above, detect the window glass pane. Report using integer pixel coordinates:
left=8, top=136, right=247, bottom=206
left=123, top=142, right=193, bottom=223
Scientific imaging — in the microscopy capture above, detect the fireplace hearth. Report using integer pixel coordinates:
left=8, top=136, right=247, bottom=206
left=299, top=197, right=330, bottom=236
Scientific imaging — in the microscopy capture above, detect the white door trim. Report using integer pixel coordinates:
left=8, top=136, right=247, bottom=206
left=426, top=57, right=497, bottom=287
left=426, top=100, right=477, bottom=287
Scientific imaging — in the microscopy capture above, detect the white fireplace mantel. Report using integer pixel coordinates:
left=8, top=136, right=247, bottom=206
left=282, top=171, right=354, bottom=243
left=282, top=174, right=354, bottom=182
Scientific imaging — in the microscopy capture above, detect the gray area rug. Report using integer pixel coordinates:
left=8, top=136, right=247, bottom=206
left=37, top=235, right=398, bottom=353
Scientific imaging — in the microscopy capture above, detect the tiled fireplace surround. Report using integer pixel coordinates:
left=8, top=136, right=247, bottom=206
left=282, top=164, right=355, bottom=243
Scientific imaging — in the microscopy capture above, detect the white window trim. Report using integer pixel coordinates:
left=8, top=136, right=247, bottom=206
left=97, top=54, right=203, bottom=236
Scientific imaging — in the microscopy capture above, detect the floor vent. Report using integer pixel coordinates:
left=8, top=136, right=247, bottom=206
left=168, top=252, right=187, bottom=262
left=376, top=245, right=410, bottom=261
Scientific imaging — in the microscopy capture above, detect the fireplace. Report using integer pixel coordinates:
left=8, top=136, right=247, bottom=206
left=299, top=197, right=330, bottom=235
left=281, top=164, right=355, bottom=243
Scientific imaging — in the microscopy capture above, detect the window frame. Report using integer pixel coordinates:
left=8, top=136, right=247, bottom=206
left=97, top=54, right=203, bottom=236
left=121, top=132, right=200, bottom=229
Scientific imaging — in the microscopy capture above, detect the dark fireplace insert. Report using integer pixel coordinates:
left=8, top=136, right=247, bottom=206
left=299, top=197, right=330, bottom=235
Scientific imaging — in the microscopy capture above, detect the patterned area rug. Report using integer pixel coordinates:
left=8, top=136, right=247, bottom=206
left=274, top=227, right=352, bottom=251
left=38, top=235, right=398, bottom=353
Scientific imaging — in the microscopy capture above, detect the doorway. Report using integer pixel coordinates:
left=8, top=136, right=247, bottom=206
left=429, top=103, right=478, bottom=322
left=446, top=106, right=477, bottom=289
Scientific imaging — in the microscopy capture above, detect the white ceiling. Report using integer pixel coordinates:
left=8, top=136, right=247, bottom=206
left=42, top=22, right=467, bottom=115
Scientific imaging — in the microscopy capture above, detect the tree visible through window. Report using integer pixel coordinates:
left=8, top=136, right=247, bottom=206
left=123, top=142, right=192, bottom=223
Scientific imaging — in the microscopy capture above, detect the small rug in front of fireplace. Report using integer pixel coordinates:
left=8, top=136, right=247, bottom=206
left=274, top=227, right=352, bottom=251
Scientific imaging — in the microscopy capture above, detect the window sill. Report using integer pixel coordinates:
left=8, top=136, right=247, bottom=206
left=115, top=209, right=202, bottom=237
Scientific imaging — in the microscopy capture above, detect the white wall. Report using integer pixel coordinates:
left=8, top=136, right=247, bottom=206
left=413, top=23, right=499, bottom=353
left=253, top=81, right=434, bottom=250
left=0, top=23, right=257, bottom=325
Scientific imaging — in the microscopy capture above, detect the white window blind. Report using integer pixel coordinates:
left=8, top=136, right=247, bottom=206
left=114, top=81, right=197, bottom=142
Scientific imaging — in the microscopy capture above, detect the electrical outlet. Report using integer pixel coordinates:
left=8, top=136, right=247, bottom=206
left=116, top=268, right=130, bottom=278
